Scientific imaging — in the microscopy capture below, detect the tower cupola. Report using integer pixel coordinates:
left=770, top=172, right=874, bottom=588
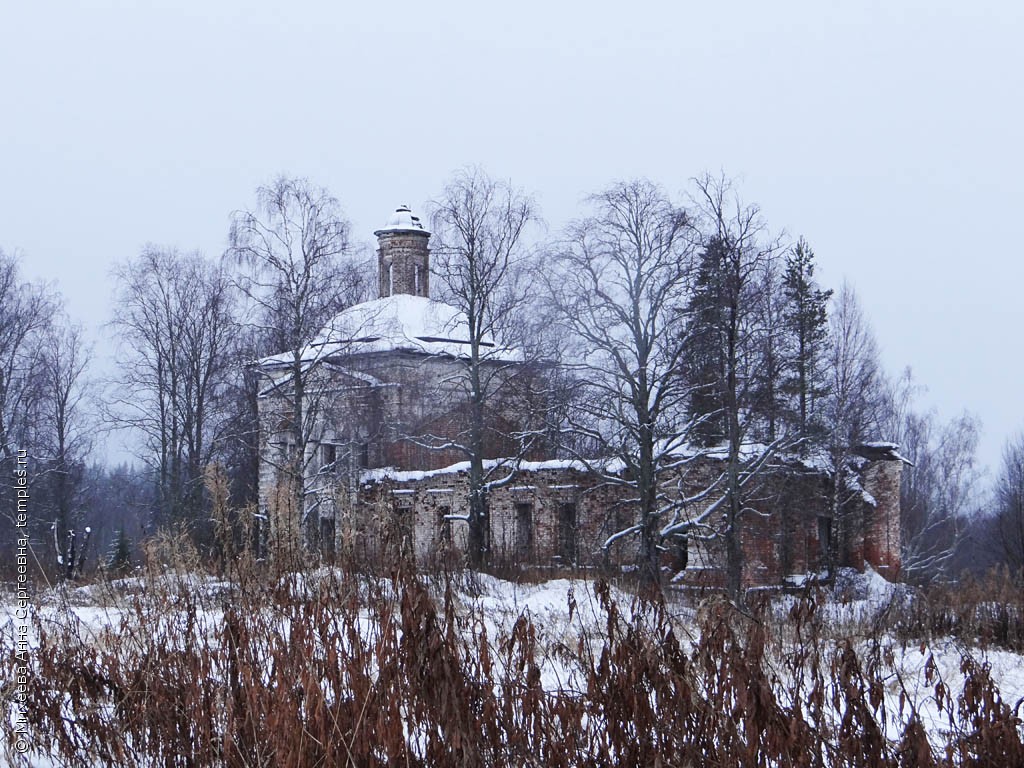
left=375, top=204, right=430, bottom=298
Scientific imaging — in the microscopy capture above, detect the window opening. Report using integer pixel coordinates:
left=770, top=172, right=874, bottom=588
left=322, top=443, right=337, bottom=469
left=396, top=506, right=414, bottom=558
left=437, top=506, right=452, bottom=546
left=320, top=517, right=336, bottom=561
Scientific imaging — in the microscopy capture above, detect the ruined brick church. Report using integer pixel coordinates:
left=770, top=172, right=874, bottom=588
left=256, top=206, right=904, bottom=587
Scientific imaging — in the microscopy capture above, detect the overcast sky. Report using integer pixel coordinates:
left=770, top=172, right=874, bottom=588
left=1, top=1, right=1021, bottom=474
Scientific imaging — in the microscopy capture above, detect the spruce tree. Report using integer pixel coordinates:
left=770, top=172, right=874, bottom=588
left=782, top=238, right=832, bottom=450
left=684, top=236, right=730, bottom=446
left=749, top=258, right=788, bottom=443
left=106, top=528, right=132, bottom=575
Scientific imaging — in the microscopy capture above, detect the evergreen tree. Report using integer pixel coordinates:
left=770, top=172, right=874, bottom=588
left=684, top=236, right=730, bottom=446
left=749, top=257, right=788, bottom=443
left=782, top=238, right=832, bottom=450
left=106, top=528, right=132, bottom=575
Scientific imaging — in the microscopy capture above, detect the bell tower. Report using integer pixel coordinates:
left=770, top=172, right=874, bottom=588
left=375, top=205, right=430, bottom=298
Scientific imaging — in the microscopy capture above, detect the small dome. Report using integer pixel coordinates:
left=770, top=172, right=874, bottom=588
left=375, top=204, right=429, bottom=235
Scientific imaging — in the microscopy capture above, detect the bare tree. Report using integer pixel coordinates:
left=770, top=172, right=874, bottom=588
left=906, top=412, right=981, bottom=582
left=881, top=370, right=982, bottom=582
left=37, top=320, right=94, bottom=571
left=0, top=251, right=58, bottom=470
left=820, top=282, right=890, bottom=570
left=229, top=176, right=367, bottom=354
left=549, top=179, right=703, bottom=588
left=109, top=247, right=236, bottom=537
left=0, top=251, right=58, bottom=567
left=994, top=433, right=1024, bottom=575
left=228, top=176, right=369, bottom=555
left=427, top=167, right=542, bottom=567
left=823, top=283, right=887, bottom=447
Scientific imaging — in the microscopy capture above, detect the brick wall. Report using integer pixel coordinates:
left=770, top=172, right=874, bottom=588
left=341, top=455, right=904, bottom=588
left=860, top=460, right=903, bottom=578
left=377, top=232, right=429, bottom=298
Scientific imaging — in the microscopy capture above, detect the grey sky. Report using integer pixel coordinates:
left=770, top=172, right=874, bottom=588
left=1, top=1, right=1021, bottom=473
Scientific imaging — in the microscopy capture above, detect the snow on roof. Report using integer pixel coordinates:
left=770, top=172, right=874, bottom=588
left=854, top=442, right=913, bottom=465
left=374, top=204, right=429, bottom=236
left=361, top=457, right=591, bottom=485
left=257, top=294, right=520, bottom=367
left=359, top=441, right=901, bottom=490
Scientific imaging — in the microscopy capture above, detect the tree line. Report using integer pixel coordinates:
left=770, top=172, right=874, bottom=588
left=1, top=168, right=1020, bottom=590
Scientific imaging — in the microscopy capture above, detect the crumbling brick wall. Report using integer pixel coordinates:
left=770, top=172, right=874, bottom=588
left=860, top=460, right=903, bottom=578
left=341, top=455, right=903, bottom=587
left=350, top=464, right=640, bottom=571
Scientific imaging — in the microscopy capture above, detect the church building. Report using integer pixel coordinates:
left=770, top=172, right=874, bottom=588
left=255, top=206, right=904, bottom=587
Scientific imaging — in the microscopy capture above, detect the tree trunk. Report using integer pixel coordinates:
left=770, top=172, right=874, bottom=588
left=467, top=353, right=489, bottom=569
left=638, top=415, right=660, bottom=591
left=725, top=287, right=744, bottom=603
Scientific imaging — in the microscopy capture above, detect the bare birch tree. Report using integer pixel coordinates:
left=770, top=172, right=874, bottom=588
left=228, top=176, right=369, bottom=554
left=548, top=179, right=704, bottom=589
left=0, top=251, right=58, bottom=566
left=427, top=167, right=542, bottom=568
left=820, top=281, right=890, bottom=570
left=885, top=370, right=982, bottom=582
left=0, top=251, right=57, bottom=470
left=904, top=411, right=981, bottom=582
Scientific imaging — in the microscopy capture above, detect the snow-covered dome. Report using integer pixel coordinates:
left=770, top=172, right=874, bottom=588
left=374, top=204, right=429, bottom=236
left=259, top=295, right=519, bottom=367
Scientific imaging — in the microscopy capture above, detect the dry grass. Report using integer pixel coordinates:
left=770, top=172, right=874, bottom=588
left=3, top=556, right=1024, bottom=766
left=889, top=569, right=1024, bottom=653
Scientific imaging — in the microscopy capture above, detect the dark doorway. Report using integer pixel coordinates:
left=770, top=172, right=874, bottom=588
left=557, top=502, right=577, bottom=565
left=319, top=517, right=336, bottom=562
left=515, top=503, right=533, bottom=559
left=817, top=516, right=833, bottom=568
